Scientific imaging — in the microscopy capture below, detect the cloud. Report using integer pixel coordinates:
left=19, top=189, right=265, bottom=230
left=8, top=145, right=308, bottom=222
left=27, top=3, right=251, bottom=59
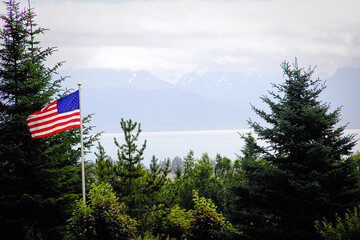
left=215, top=56, right=254, bottom=65
left=5, top=0, right=360, bottom=79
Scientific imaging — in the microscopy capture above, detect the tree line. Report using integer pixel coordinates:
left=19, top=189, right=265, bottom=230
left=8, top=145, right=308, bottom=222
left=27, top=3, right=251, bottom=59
left=1, top=1, right=360, bottom=239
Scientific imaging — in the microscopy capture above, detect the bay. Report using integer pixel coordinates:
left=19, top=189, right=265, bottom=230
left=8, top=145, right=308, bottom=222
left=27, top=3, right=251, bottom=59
left=89, top=129, right=360, bottom=166
left=91, top=129, right=251, bottom=166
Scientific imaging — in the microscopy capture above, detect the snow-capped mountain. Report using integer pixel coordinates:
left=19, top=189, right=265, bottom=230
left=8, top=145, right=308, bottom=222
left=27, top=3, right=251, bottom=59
left=60, top=69, right=173, bottom=90
left=176, top=71, right=282, bottom=103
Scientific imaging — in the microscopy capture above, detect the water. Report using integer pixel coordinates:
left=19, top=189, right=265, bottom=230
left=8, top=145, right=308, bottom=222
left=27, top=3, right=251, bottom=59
left=88, top=129, right=360, bottom=166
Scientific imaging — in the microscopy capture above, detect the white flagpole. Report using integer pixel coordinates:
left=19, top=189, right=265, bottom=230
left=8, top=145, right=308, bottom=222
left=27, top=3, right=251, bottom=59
left=78, top=83, right=86, bottom=204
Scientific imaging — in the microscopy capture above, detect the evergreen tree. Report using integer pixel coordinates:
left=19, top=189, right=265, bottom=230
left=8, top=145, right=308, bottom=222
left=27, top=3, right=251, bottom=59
left=0, top=1, right=97, bottom=238
left=198, top=154, right=226, bottom=213
left=94, top=118, right=173, bottom=235
left=171, top=156, right=184, bottom=174
left=113, top=118, right=147, bottom=212
left=177, top=150, right=197, bottom=210
left=138, top=156, right=173, bottom=234
left=177, top=152, right=225, bottom=212
left=175, top=165, right=182, bottom=179
left=214, top=154, right=232, bottom=179
left=238, top=132, right=261, bottom=161
left=94, top=141, right=115, bottom=184
left=214, top=154, right=224, bottom=178
left=227, top=60, right=359, bottom=239
left=183, top=149, right=195, bottom=176
left=145, top=156, right=171, bottom=204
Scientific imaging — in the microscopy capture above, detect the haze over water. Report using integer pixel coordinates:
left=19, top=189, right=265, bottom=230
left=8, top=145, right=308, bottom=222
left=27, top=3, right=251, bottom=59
left=90, top=129, right=360, bottom=166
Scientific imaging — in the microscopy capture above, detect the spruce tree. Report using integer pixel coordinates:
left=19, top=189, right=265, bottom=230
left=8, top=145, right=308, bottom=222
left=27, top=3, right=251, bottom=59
left=228, top=60, right=359, bottom=239
left=0, top=1, right=97, bottom=238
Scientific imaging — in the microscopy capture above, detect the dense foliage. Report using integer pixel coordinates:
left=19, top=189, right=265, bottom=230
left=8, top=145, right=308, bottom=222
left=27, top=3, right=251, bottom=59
left=227, top=60, right=360, bottom=239
left=314, top=153, right=360, bottom=240
left=315, top=206, right=360, bottom=240
left=188, top=190, right=239, bottom=239
left=67, top=182, right=137, bottom=240
left=0, top=1, right=97, bottom=239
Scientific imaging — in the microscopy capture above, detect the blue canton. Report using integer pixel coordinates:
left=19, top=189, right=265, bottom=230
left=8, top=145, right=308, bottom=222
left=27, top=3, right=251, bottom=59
left=58, top=91, right=80, bottom=114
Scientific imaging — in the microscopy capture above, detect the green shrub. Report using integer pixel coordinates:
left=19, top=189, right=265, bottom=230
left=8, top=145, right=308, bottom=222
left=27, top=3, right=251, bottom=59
left=162, top=191, right=240, bottom=240
left=315, top=206, right=360, bottom=240
left=66, top=182, right=137, bottom=240
left=189, top=190, right=240, bottom=240
left=133, top=232, right=171, bottom=240
left=163, top=205, right=193, bottom=239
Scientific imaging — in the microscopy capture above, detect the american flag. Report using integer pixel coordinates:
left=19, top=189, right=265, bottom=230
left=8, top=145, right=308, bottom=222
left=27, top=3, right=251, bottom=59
left=27, top=90, right=81, bottom=139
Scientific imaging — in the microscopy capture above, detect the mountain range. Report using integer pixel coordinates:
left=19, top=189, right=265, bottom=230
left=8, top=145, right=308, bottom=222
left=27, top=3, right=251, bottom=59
left=59, top=68, right=360, bottom=133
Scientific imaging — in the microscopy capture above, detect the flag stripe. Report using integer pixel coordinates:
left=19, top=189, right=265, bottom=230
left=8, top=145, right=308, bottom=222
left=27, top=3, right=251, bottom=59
left=27, top=91, right=81, bottom=139
left=29, top=112, right=80, bottom=131
left=27, top=110, right=60, bottom=125
left=31, top=122, right=81, bottom=139
left=27, top=102, right=57, bottom=122
left=28, top=101, right=57, bottom=119
left=30, top=118, right=81, bottom=135
left=28, top=110, right=80, bottom=128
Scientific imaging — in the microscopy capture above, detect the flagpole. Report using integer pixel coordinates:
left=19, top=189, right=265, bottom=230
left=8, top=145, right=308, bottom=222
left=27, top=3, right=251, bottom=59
left=78, top=83, right=86, bottom=204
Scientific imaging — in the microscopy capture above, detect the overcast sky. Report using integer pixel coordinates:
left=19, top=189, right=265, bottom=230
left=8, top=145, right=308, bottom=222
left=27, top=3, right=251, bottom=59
left=2, top=0, right=360, bottom=81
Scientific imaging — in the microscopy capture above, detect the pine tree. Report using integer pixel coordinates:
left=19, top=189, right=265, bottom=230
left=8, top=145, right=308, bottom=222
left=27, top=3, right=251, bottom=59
left=227, top=60, right=359, bottom=239
left=0, top=1, right=97, bottom=238
left=94, top=118, right=175, bottom=235
left=97, top=118, right=150, bottom=215
left=94, top=141, right=115, bottom=184
left=183, top=150, right=195, bottom=176
left=113, top=118, right=147, bottom=204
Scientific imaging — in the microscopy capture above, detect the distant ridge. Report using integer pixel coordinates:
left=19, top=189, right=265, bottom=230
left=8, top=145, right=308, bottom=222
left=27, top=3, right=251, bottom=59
left=61, top=69, right=173, bottom=90
left=59, top=68, right=360, bottom=132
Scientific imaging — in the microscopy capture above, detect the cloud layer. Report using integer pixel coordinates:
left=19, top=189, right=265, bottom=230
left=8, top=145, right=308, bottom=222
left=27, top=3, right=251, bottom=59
left=5, top=0, right=360, bottom=80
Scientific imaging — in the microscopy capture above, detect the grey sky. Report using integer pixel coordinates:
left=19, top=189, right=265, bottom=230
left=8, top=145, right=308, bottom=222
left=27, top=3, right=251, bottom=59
left=3, top=0, right=360, bottom=81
